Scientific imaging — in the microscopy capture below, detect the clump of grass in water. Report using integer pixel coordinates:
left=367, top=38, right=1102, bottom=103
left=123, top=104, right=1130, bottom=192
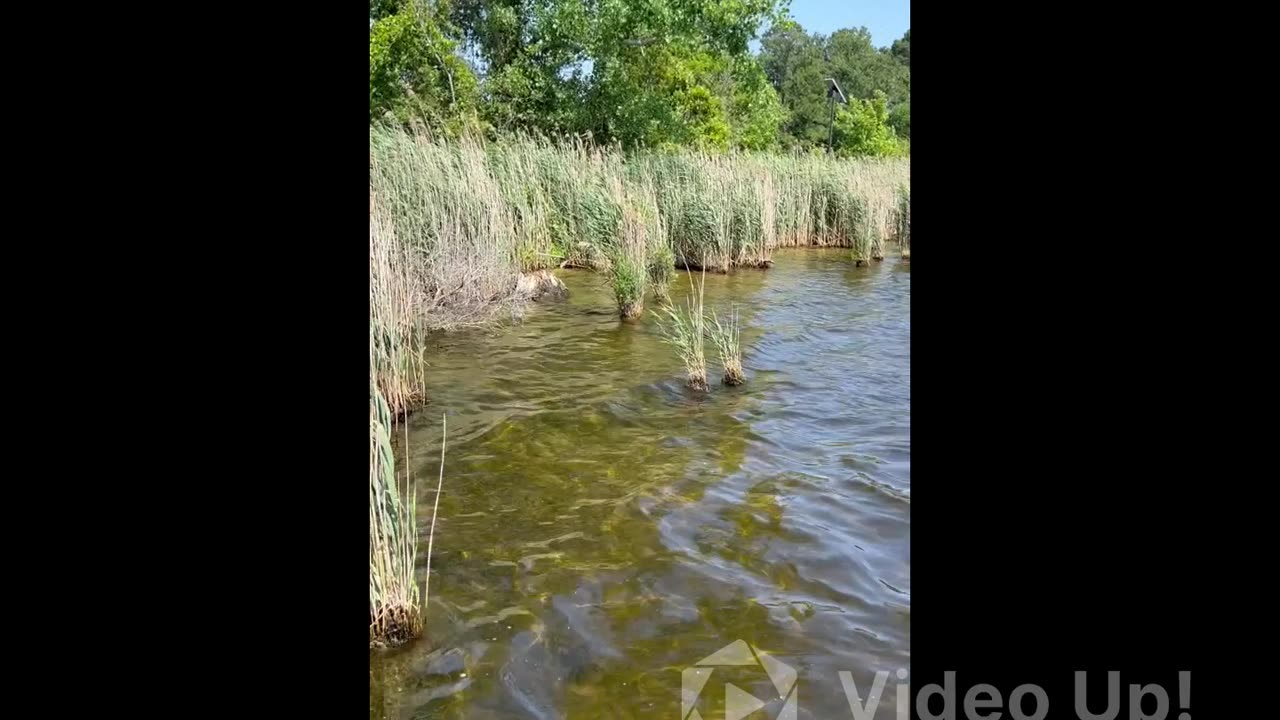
left=656, top=269, right=709, bottom=391
left=369, top=367, right=421, bottom=647
left=606, top=178, right=652, bottom=319
left=611, top=256, right=647, bottom=319
left=369, top=390, right=449, bottom=646
left=708, top=305, right=744, bottom=386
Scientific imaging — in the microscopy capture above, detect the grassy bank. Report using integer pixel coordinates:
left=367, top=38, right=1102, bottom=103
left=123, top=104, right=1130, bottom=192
left=369, top=127, right=910, bottom=323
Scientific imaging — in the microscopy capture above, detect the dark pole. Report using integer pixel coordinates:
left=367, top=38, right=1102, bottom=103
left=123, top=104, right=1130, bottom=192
left=828, top=91, right=836, bottom=151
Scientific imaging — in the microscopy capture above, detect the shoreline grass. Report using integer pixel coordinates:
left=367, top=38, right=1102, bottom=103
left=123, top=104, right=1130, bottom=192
left=370, top=127, right=909, bottom=321
left=896, top=184, right=911, bottom=259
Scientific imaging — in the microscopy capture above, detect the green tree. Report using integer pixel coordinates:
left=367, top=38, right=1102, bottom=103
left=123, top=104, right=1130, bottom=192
left=825, top=28, right=908, bottom=107
left=759, top=20, right=828, bottom=147
left=725, top=57, right=786, bottom=150
left=890, top=29, right=910, bottom=67
left=369, top=0, right=479, bottom=133
left=887, top=101, right=909, bottom=139
left=834, top=92, right=900, bottom=157
left=449, top=0, right=782, bottom=147
left=759, top=21, right=911, bottom=150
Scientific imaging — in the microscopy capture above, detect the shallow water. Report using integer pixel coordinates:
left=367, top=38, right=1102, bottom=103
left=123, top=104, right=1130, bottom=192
left=371, top=249, right=910, bottom=720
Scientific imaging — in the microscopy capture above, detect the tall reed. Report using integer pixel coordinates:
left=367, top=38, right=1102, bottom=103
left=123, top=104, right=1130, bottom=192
left=708, top=305, right=744, bottom=386
left=369, top=342, right=420, bottom=647
left=369, top=126, right=909, bottom=323
left=656, top=269, right=709, bottom=391
left=370, top=191, right=427, bottom=417
left=896, top=184, right=911, bottom=258
left=369, top=130, right=520, bottom=330
left=648, top=240, right=676, bottom=303
left=370, top=185, right=430, bottom=647
left=606, top=176, right=652, bottom=319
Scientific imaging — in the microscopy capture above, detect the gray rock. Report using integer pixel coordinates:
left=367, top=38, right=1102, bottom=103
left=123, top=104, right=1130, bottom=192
left=515, top=270, right=569, bottom=301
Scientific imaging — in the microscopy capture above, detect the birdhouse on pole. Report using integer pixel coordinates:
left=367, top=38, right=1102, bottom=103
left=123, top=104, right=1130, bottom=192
left=826, top=78, right=847, bottom=104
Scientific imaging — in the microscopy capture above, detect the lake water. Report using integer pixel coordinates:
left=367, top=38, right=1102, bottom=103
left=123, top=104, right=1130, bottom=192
left=371, top=249, right=910, bottom=720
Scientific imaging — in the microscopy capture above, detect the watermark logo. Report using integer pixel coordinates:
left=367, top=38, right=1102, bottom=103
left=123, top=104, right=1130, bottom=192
left=681, top=639, right=798, bottom=720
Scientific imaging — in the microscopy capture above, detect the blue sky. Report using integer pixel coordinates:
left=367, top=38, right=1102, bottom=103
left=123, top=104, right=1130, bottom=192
left=781, top=0, right=910, bottom=48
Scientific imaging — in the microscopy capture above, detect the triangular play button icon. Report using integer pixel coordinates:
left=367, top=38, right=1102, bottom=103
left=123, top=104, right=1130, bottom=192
left=725, top=683, right=766, bottom=720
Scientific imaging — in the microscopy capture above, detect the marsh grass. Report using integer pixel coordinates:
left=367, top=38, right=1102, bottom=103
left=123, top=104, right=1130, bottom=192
left=369, top=357, right=421, bottom=647
left=606, top=177, right=655, bottom=319
left=370, top=193, right=428, bottom=417
left=648, top=241, right=676, bottom=303
left=369, top=125, right=909, bottom=321
left=896, top=185, right=911, bottom=258
left=369, top=132, right=521, bottom=331
left=708, top=305, right=745, bottom=386
left=656, top=269, right=709, bottom=391
left=370, top=187, right=431, bottom=647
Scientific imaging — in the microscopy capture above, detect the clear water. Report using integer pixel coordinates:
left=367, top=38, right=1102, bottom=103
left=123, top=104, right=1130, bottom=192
left=371, top=249, right=910, bottom=720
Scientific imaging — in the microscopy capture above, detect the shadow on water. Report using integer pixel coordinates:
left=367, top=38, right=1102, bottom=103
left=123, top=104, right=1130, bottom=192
left=371, top=249, right=909, bottom=720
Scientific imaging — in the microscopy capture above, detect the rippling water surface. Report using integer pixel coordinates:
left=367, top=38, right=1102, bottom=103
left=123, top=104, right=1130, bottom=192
left=371, top=249, right=910, bottom=720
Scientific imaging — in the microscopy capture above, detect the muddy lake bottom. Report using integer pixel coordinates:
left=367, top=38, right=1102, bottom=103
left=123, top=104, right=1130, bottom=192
left=371, top=248, right=910, bottom=720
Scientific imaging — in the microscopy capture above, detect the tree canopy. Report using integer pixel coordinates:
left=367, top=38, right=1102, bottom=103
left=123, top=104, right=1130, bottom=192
left=369, top=0, right=910, bottom=155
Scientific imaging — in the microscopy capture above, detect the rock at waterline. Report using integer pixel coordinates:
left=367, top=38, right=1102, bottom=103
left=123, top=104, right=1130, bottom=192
left=516, top=271, right=569, bottom=301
